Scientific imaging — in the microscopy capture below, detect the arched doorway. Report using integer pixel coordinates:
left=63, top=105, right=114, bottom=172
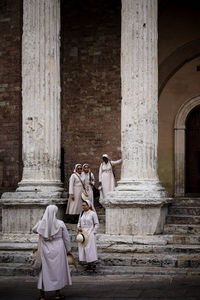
left=185, top=106, right=200, bottom=195
left=174, top=95, right=200, bottom=197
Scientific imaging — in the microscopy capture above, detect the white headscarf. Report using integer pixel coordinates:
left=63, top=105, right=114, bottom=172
left=74, top=164, right=82, bottom=173
left=83, top=199, right=96, bottom=212
left=102, top=154, right=109, bottom=159
left=83, top=163, right=89, bottom=168
left=37, top=205, right=60, bottom=239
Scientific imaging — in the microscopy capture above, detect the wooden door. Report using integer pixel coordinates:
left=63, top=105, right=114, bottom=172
left=185, top=106, right=200, bottom=195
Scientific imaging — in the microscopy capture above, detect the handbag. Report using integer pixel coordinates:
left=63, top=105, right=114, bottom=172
left=67, top=253, right=78, bottom=270
left=30, top=235, right=42, bottom=270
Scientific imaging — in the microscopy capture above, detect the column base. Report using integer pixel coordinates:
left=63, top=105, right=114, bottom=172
left=0, top=192, right=67, bottom=240
left=17, top=180, right=64, bottom=197
left=100, top=180, right=171, bottom=235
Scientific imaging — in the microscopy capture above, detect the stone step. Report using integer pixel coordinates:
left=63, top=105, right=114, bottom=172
left=163, top=234, right=200, bottom=245
left=98, top=252, right=200, bottom=268
left=98, top=243, right=200, bottom=255
left=1, top=242, right=200, bottom=266
left=166, top=215, right=200, bottom=225
left=171, top=198, right=200, bottom=207
left=0, top=251, right=30, bottom=264
left=94, top=205, right=105, bottom=215
left=1, top=262, right=200, bottom=277
left=164, top=224, right=200, bottom=235
left=168, top=206, right=200, bottom=216
left=3, top=251, right=199, bottom=268
left=96, top=265, right=200, bottom=276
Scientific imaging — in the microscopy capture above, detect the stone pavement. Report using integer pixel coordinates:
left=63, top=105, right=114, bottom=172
left=0, top=274, right=200, bottom=300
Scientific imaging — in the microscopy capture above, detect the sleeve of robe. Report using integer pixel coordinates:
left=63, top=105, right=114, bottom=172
left=69, top=174, right=75, bottom=195
left=99, top=163, right=103, bottom=182
left=91, top=172, right=95, bottom=185
left=61, top=222, right=71, bottom=252
left=92, top=212, right=99, bottom=234
left=77, top=213, right=81, bottom=228
left=110, top=159, right=122, bottom=166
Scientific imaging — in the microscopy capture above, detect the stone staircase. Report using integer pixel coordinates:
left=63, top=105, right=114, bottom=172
left=164, top=197, right=200, bottom=241
left=0, top=198, right=200, bottom=276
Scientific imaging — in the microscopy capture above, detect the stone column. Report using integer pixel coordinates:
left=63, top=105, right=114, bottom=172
left=100, top=0, right=170, bottom=236
left=18, top=0, right=62, bottom=195
left=0, top=0, right=65, bottom=242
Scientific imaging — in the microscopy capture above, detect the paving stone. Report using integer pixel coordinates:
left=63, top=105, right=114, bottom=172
left=0, top=275, right=200, bottom=300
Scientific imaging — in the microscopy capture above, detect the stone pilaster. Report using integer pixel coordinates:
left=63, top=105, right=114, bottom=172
left=100, top=0, right=170, bottom=236
left=18, top=0, right=62, bottom=194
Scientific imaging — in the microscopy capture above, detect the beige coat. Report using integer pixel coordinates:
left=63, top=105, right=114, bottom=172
left=81, top=171, right=95, bottom=204
left=77, top=210, right=99, bottom=263
left=99, top=159, right=121, bottom=200
left=66, top=172, right=85, bottom=215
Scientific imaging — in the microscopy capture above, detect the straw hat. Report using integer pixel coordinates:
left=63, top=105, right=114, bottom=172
left=67, top=253, right=78, bottom=270
left=76, top=230, right=88, bottom=247
left=81, top=192, right=89, bottom=201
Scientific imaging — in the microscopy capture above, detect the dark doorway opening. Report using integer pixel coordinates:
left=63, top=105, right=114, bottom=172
left=185, top=105, right=200, bottom=195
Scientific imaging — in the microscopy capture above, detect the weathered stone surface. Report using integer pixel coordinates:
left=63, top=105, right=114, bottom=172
left=18, top=0, right=63, bottom=194
left=164, top=224, right=200, bottom=235
left=100, top=0, right=170, bottom=236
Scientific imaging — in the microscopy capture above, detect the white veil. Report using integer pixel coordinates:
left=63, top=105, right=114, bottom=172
left=37, top=205, right=60, bottom=239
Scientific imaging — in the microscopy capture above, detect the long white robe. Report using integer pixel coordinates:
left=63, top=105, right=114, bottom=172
left=33, top=220, right=72, bottom=292
left=99, top=159, right=121, bottom=200
left=77, top=210, right=99, bottom=263
left=66, top=172, right=85, bottom=215
left=81, top=171, right=95, bottom=204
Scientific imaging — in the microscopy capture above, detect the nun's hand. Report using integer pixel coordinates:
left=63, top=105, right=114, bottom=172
left=71, top=194, right=74, bottom=200
left=78, top=227, right=82, bottom=232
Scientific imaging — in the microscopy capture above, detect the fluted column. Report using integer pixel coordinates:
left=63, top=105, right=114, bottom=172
left=18, top=0, right=62, bottom=194
left=120, top=0, right=158, bottom=183
left=100, top=0, right=170, bottom=236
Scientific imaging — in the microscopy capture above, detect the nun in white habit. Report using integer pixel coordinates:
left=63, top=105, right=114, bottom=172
left=81, top=163, right=95, bottom=204
left=66, top=164, right=85, bottom=215
left=99, top=154, right=121, bottom=200
left=33, top=205, right=72, bottom=300
left=77, top=200, right=99, bottom=272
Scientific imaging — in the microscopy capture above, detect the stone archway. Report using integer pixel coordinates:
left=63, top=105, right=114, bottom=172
left=174, top=95, right=200, bottom=197
left=159, top=39, right=200, bottom=97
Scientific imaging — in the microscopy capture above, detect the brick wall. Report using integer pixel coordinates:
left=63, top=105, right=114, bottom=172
left=0, top=0, right=22, bottom=194
left=61, top=0, right=122, bottom=189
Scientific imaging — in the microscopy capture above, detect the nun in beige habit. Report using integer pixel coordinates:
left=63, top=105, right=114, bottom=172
left=81, top=163, right=95, bottom=204
left=33, top=205, right=72, bottom=300
left=77, top=200, right=99, bottom=272
left=99, top=154, right=121, bottom=200
left=66, top=164, right=85, bottom=215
